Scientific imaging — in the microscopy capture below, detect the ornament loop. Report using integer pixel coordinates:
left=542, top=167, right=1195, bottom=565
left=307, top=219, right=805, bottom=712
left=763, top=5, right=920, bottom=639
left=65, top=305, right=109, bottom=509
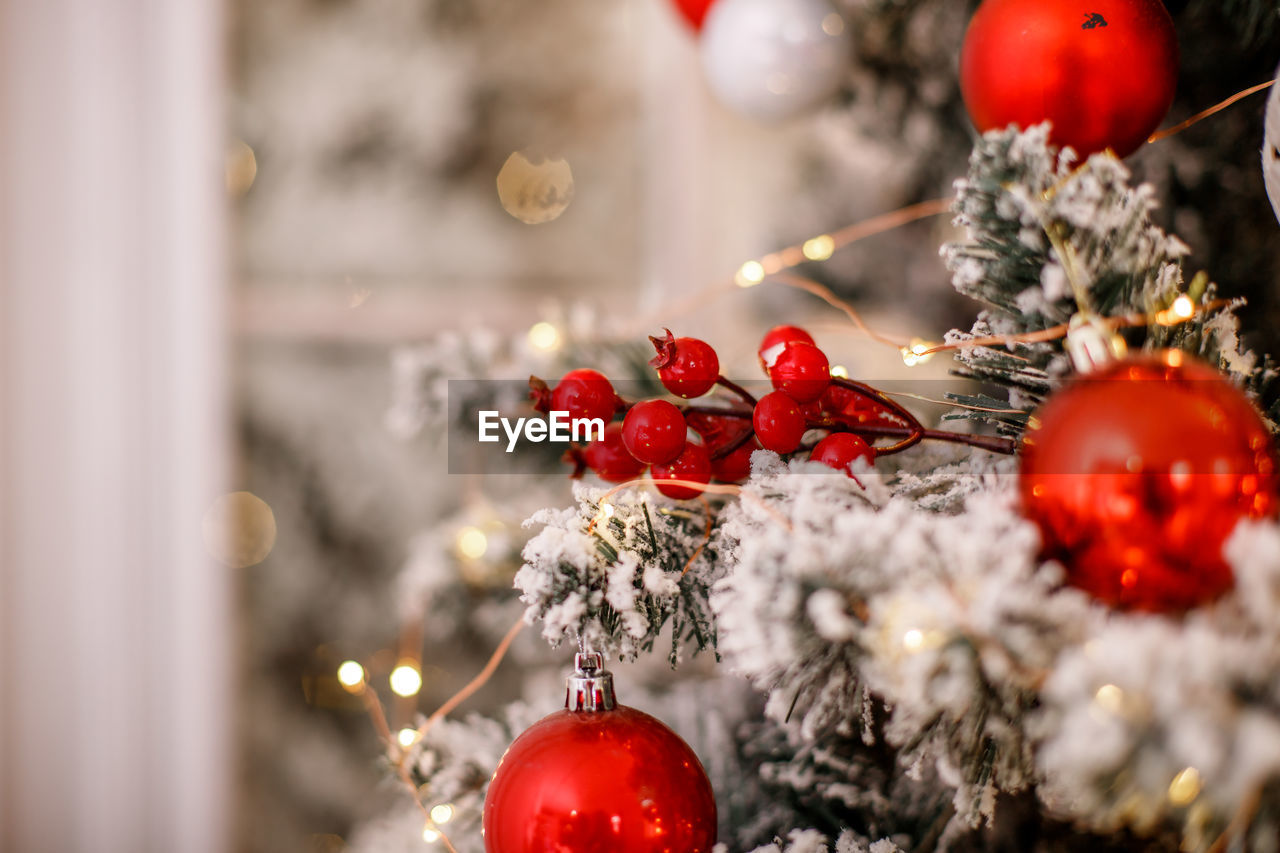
left=566, top=652, right=617, bottom=712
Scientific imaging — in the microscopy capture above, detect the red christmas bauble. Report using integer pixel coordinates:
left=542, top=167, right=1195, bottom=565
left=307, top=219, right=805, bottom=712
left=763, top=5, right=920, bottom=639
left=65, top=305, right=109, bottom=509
left=671, top=0, right=716, bottom=30
left=483, top=680, right=717, bottom=852
left=959, top=0, right=1179, bottom=159
left=1020, top=352, right=1279, bottom=611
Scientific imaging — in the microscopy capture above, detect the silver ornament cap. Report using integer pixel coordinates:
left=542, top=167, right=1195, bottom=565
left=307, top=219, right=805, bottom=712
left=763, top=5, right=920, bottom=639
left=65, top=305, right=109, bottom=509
left=565, top=652, right=616, bottom=712
left=1065, top=313, right=1127, bottom=374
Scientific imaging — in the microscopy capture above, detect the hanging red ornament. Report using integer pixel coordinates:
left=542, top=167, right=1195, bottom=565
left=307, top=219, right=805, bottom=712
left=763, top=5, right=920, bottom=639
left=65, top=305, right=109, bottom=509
left=671, top=0, right=716, bottom=30
left=1019, top=351, right=1279, bottom=612
left=959, top=0, right=1179, bottom=159
left=483, top=653, right=717, bottom=852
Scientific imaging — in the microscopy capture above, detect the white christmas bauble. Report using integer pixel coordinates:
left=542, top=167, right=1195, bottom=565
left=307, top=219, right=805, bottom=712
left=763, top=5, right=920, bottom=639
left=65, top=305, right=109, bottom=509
left=700, top=0, right=851, bottom=122
left=1264, top=62, right=1280, bottom=226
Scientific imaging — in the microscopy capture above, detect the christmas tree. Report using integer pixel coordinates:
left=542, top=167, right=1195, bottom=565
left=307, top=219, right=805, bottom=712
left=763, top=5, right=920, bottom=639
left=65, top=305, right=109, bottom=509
left=266, top=1, right=1280, bottom=851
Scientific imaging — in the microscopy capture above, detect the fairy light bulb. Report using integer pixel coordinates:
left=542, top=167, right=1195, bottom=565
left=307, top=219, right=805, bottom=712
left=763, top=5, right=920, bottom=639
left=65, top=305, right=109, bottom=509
left=456, top=526, right=488, bottom=560
left=398, top=728, right=418, bottom=748
left=1168, top=766, right=1202, bottom=806
left=1093, top=683, right=1124, bottom=714
left=337, top=660, right=365, bottom=691
left=735, top=261, right=765, bottom=288
left=429, top=804, right=454, bottom=825
left=802, top=234, right=835, bottom=261
left=590, top=501, right=616, bottom=531
left=390, top=662, right=423, bottom=697
left=900, top=339, right=936, bottom=367
left=528, top=322, right=562, bottom=352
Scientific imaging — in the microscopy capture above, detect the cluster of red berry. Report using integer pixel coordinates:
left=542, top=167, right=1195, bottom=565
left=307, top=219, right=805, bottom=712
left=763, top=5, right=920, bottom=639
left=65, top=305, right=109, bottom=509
left=530, top=326, right=977, bottom=501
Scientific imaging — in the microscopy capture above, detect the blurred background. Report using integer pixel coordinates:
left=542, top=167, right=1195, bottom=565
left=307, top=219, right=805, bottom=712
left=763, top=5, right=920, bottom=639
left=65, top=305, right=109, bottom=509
left=228, top=2, right=979, bottom=846
left=3, top=0, right=1277, bottom=851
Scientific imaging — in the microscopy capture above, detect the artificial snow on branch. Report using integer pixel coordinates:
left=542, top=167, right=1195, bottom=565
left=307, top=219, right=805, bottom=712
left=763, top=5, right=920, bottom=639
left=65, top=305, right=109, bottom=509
left=350, top=702, right=555, bottom=853
left=516, top=481, right=722, bottom=664
left=940, top=124, right=1264, bottom=432
left=1033, top=521, right=1280, bottom=848
left=711, top=451, right=1095, bottom=831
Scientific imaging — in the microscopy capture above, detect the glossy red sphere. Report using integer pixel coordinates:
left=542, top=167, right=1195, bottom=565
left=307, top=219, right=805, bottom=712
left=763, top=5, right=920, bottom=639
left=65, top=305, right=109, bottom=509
left=960, top=0, right=1178, bottom=158
left=553, top=369, right=621, bottom=425
left=1020, top=353, right=1278, bottom=611
left=622, top=400, right=688, bottom=465
left=810, top=432, right=875, bottom=476
left=653, top=335, right=720, bottom=399
left=757, top=325, right=815, bottom=373
left=767, top=341, right=830, bottom=404
left=822, top=385, right=909, bottom=429
left=483, top=705, right=717, bottom=853
left=652, top=441, right=713, bottom=500
left=584, top=423, right=646, bottom=483
left=753, top=390, right=807, bottom=454
left=685, top=410, right=751, bottom=453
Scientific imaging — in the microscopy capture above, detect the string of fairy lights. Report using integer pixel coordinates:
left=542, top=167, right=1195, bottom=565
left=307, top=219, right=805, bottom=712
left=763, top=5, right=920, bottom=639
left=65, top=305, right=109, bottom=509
left=334, top=658, right=463, bottom=846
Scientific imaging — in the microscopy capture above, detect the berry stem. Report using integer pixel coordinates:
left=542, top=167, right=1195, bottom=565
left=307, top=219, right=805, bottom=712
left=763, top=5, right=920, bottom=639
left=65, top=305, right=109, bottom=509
left=873, top=427, right=925, bottom=455
left=922, top=428, right=1016, bottom=455
left=841, top=424, right=1016, bottom=455
left=709, top=425, right=756, bottom=461
left=681, top=404, right=752, bottom=420
left=824, top=377, right=1016, bottom=454
left=714, top=376, right=758, bottom=407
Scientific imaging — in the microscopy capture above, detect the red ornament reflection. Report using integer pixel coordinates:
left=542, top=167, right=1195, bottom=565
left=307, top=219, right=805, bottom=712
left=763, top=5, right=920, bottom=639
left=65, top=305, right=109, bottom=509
left=483, top=705, right=717, bottom=852
left=1019, top=352, right=1278, bottom=611
left=960, top=0, right=1179, bottom=158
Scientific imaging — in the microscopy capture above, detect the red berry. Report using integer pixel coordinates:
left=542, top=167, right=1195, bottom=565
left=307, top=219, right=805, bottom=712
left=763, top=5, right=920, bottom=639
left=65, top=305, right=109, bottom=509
left=841, top=395, right=909, bottom=428
left=622, top=399, right=688, bottom=464
left=583, top=423, right=646, bottom=483
left=798, top=400, right=826, bottom=422
left=758, top=325, right=815, bottom=373
left=650, top=330, right=721, bottom=398
left=810, top=433, right=875, bottom=476
left=710, top=438, right=759, bottom=483
left=821, top=384, right=909, bottom=428
left=819, top=383, right=858, bottom=414
left=752, top=391, right=807, bottom=454
left=651, top=441, right=712, bottom=500
left=686, top=410, right=751, bottom=449
left=551, top=369, right=620, bottom=424
left=767, top=341, right=830, bottom=404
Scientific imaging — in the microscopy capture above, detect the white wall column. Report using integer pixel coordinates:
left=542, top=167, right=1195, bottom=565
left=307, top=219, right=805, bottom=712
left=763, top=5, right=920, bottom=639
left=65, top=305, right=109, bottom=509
left=0, top=1, right=231, bottom=851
